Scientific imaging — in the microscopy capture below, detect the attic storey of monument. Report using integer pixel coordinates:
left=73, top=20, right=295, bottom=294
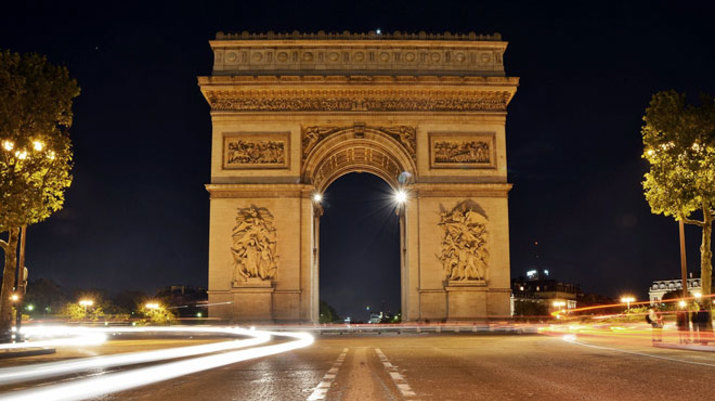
left=199, top=31, right=518, bottom=323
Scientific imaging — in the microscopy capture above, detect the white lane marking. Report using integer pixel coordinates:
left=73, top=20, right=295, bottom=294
left=375, top=348, right=419, bottom=400
left=566, top=339, right=715, bottom=368
left=307, top=348, right=348, bottom=401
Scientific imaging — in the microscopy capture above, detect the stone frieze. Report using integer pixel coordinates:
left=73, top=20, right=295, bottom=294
left=205, top=89, right=513, bottom=112
left=223, top=133, right=289, bottom=169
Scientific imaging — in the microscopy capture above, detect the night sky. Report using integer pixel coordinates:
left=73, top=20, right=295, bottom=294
left=2, top=1, right=714, bottom=318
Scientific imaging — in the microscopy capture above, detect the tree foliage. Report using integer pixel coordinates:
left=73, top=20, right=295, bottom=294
left=319, top=300, right=341, bottom=323
left=138, top=304, right=176, bottom=325
left=641, top=90, right=715, bottom=312
left=0, top=49, right=80, bottom=340
left=642, top=91, right=715, bottom=219
left=60, top=302, right=105, bottom=322
left=0, top=50, right=79, bottom=230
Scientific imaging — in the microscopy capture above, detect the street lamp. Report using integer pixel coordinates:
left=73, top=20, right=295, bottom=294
left=145, top=302, right=160, bottom=310
left=620, top=296, right=635, bottom=312
left=312, top=193, right=322, bottom=203
left=394, top=189, right=408, bottom=205
left=79, top=299, right=93, bottom=312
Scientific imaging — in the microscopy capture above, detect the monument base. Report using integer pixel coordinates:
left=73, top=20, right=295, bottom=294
left=229, top=280, right=275, bottom=322
left=446, top=281, right=488, bottom=321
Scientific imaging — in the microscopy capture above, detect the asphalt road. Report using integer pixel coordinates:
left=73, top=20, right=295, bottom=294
left=110, top=333, right=714, bottom=401
left=2, top=332, right=714, bottom=400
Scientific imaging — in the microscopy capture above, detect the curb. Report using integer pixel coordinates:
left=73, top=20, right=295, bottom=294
left=0, top=348, right=56, bottom=359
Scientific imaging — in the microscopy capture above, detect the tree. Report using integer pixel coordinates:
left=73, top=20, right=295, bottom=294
left=319, top=300, right=341, bottom=323
left=138, top=303, right=176, bottom=325
left=641, top=90, right=715, bottom=325
left=23, top=278, right=67, bottom=315
left=0, top=50, right=80, bottom=340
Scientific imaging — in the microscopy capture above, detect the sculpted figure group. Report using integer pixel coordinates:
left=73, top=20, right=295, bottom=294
left=438, top=204, right=489, bottom=281
left=433, top=140, right=490, bottom=164
left=226, top=139, right=285, bottom=165
left=231, top=206, right=278, bottom=282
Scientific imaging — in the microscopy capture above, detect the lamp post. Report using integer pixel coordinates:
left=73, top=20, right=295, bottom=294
left=620, top=296, right=635, bottom=312
left=394, top=188, right=408, bottom=321
left=79, top=299, right=93, bottom=320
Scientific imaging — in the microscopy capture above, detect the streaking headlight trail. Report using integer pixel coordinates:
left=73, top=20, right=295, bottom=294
left=0, top=326, right=270, bottom=384
left=0, top=326, right=314, bottom=401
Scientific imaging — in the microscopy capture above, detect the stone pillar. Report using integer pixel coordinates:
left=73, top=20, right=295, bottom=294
left=231, top=280, right=275, bottom=322
left=446, top=281, right=488, bottom=321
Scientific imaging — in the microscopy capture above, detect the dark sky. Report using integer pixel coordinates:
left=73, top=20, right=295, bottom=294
left=2, top=0, right=714, bottom=314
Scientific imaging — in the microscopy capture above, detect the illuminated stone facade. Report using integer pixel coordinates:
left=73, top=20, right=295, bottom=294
left=199, top=31, right=519, bottom=322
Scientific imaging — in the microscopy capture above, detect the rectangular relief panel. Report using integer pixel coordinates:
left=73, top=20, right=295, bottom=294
left=429, top=132, right=496, bottom=169
left=223, top=132, right=290, bottom=169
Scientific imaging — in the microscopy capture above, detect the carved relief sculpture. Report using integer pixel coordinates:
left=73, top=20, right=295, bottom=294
left=430, top=133, right=495, bottom=168
left=302, top=125, right=416, bottom=161
left=231, top=206, right=279, bottom=284
left=223, top=133, right=289, bottom=169
left=437, top=202, right=489, bottom=282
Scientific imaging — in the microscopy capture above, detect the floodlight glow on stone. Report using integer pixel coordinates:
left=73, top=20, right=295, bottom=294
left=394, top=190, right=407, bottom=204
left=312, top=193, right=322, bottom=203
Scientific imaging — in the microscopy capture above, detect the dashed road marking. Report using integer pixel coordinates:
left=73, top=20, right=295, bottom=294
left=307, top=348, right=348, bottom=401
left=375, top=348, right=419, bottom=400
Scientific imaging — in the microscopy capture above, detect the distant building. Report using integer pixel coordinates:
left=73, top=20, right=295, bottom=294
left=648, top=277, right=702, bottom=304
left=510, top=268, right=582, bottom=316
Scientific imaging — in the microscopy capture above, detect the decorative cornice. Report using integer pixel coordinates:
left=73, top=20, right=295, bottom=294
left=215, top=31, right=502, bottom=42
left=201, top=88, right=514, bottom=112
left=206, top=183, right=314, bottom=198
left=411, top=183, right=512, bottom=197
left=199, top=75, right=519, bottom=85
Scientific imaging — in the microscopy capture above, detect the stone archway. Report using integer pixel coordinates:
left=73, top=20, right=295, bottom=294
left=302, top=125, right=417, bottom=192
left=302, top=125, right=417, bottom=321
left=200, top=31, right=518, bottom=323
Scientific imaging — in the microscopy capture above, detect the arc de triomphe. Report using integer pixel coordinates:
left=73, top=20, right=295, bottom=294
left=198, top=31, right=519, bottom=322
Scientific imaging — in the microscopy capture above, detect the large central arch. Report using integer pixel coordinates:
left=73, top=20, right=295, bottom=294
left=200, top=31, right=518, bottom=323
left=303, top=125, right=416, bottom=320
left=303, top=126, right=416, bottom=192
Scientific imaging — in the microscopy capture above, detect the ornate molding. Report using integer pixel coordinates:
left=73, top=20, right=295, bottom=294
left=203, top=89, right=513, bottom=112
left=231, top=206, right=278, bottom=284
left=215, top=31, right=502, bottom=41
left=438, top=201, right=489, bottom=282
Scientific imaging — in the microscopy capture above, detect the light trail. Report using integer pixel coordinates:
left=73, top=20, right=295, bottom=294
left=562, top=335, right=715, bottom=368
left=1, top=330, right=313, bottom=401
left=0, top=326, right=270, bottom=385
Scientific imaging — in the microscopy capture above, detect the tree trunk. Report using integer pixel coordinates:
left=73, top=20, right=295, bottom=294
left=0, top=228, right=20, bottom=343
left=701, top=204, right=713, bottom=331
